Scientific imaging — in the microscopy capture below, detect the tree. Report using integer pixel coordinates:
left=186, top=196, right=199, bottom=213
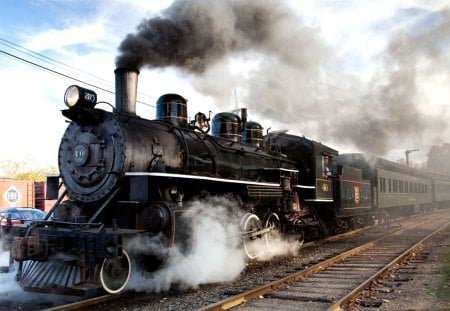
left=0, top=159, right=58, bottom=182
left=426, top=143, right=450, bottom=175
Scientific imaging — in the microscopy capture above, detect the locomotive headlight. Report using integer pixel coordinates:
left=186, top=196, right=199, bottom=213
left=64, top=85, right=97, bottom=109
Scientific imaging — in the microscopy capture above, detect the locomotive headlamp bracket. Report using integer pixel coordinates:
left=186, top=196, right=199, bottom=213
left=64, top=85, right=97, bottom=109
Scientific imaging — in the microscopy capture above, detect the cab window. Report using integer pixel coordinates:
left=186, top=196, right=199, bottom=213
left=321, top=155, right=331, bottom=178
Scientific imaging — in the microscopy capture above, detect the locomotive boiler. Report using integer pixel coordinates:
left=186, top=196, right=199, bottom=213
left=8, top=68, right=329, bottom=295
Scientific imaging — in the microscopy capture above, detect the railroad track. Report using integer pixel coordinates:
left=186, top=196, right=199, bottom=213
left=23, top=210, right=448, bottom=311
left=200, top=215, right=450, bottom=311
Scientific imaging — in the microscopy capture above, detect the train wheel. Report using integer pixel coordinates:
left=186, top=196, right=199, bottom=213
left=100, top=250, right=132, bottom=294
left=295, top=228, right=305, bottom=246
left=264, top=213, right=282, bottom=253
left=241, top=213, right=263, bottom=260
left=290, top=220, right=305, bottom=248
left=354, top=216, right=365, bottom=228
left=336, top=218, right=348, bottom=232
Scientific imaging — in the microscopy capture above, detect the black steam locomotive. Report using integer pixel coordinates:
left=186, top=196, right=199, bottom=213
left=3, top=68, right=412, bottom=295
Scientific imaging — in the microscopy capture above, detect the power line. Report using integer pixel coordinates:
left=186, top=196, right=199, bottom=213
left=0, top=39, right=156, bottom=108
left=0, top=37, right=112, bottom=87
left=0, top=48, right=114, bottom=94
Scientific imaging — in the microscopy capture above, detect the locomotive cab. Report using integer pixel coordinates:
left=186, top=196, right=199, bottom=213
left=264, top=132, right=337, bottom=202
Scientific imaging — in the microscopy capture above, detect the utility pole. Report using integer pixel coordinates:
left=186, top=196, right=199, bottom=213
left=405, top=149, right=419, bottom=167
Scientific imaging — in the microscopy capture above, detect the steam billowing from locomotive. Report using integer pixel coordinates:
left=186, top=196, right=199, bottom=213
left=116, top=0, right=450, bottom=160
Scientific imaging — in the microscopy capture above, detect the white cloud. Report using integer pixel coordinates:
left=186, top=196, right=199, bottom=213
left=25, top=23, right=106, bottom=52
left=0, top=65, right=67, bottom=167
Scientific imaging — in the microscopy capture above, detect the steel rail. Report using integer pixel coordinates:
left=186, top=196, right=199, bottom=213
left=42, top=213, right=446, bottom=311
left=42, top=293, right=128, bottom=311
left=199, top=217, right=448, bottom=311
left=327, top=220, right=450, bottom=311
left=39, top=226, right=369, bottom=310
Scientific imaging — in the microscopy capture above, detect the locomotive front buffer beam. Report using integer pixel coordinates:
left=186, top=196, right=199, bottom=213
left=8, top=222, right=132, bottom=294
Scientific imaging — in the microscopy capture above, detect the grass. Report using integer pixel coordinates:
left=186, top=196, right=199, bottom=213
left=432, top=251, right=450, bottom=309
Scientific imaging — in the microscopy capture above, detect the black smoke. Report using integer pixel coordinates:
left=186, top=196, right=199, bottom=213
left=116, top=0, right=328, bottom=72
left=117, top=1, right=450, bottom=160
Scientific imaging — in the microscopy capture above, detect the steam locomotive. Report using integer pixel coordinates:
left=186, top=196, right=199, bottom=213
left=4, top=68, right=447, bottom=295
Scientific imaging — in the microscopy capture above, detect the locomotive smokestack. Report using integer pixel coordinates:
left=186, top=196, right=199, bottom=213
left=115, top=68, right=139, bottom=115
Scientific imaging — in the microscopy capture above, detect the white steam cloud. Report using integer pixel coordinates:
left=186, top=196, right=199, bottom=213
left=127, top=197, right=246, bottom=292
left=0, top=197, right=303, bottom=299
left=244, top=230, right=301, bottom=262
left=126, top=196, right=302, bottom=293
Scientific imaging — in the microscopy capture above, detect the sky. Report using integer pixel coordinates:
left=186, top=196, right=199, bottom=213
left=0, top=0, right=449, bottom=172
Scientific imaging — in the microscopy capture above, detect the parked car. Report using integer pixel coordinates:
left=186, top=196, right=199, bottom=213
left=0, top=207, right=46, bottom=237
